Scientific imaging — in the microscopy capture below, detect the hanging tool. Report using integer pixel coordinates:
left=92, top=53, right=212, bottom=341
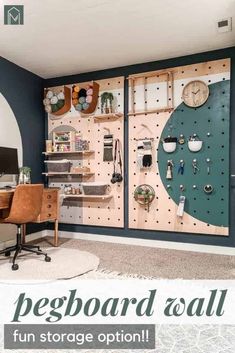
left=206, top=158, right=211, bottom=175
left=177, top=185, right=186, bottom=217
left=179, top=134, right=185, bottom=145
left=192, top=159, right=199, bottom=175
left=166, top=160, right=174, bottom=180
left=178, top=160, right=185, bottom=175
left=177, top=196, right=186, bottom=217
left=204, top=184, right=213, bottom=194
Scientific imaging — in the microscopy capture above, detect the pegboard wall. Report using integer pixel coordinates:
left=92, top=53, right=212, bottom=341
left=128, top=58, right=230, bottom=236
left=46, top=77, right=124, bottom=228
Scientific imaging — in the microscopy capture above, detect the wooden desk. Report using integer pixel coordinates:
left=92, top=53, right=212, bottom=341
left=0, top=187, right=60, bottom=246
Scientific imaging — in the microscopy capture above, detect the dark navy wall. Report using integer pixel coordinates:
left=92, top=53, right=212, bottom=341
left=0, top=57, right=45, bottom=233
left=0, top=57, right=45, bottom=182
left=46, top=47, right=235, bottom=248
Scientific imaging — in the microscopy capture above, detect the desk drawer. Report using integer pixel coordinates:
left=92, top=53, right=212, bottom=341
left=37, top=189, right=59, bottom=222
left=0, top=193, right=13, bottom=210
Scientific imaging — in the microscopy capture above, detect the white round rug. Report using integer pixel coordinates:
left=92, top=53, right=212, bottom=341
left=0, top=248, right=99, bottom=280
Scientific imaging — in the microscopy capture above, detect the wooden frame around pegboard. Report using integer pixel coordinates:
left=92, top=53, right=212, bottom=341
left=128, top=70, right=174, bottom=115
left=46, top=76, right=124, bottom=228
left=128, top=58, right=230, bottom=236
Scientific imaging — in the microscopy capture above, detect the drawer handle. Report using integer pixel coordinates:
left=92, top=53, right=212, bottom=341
left=47, top=204, right=52, bottom=209
left=47, top=195, right=52, bottom=199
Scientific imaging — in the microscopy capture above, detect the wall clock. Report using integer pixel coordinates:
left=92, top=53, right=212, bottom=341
left=182, top=80, right=209, bottom=108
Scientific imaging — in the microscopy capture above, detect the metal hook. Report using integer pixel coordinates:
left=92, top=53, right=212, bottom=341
left=103, top=127, right=111, bottom=134
left=180, top=184, right=185, bottom=192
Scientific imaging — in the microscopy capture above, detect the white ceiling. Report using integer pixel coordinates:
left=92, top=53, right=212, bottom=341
left=0, top=0, right=234, bottom=78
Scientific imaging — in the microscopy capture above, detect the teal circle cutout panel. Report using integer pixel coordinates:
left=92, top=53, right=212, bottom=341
left=158, top=80, right=230, bottom=227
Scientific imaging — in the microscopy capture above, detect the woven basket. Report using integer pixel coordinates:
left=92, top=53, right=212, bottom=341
left=45, top=160, right=72, bottom=173
left=81, top=182, right=110, bottom=195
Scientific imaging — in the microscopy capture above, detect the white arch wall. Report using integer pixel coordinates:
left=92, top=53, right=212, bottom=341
left=0, top=93, right=23, bottom=242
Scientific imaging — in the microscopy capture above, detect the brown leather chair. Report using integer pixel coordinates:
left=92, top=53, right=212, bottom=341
left=0, top=184, right=51, bottom=271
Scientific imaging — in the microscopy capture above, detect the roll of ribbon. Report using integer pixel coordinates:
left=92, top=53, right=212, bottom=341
left=74, top=85, right=80, bottom=93
left=75, top=103, right=83, bottom=112
left=86, top=95, right=92, bottom=104
left=79, top=96, right=86, bottom=104
left=43, top=98, right=50, bottom=106
left=72, top=98, right=79, bottom=106
left=57, top=92, right=65, bottom=100
left=50, top=96, right=58, bottom=105
left=86, top=88, right=93, bottom=96
left=46, top=90, right=53, bottom=99
left=82, top=102, right=90, bottom=110
left=45, top=105, right=52, bottom=113
left=57, top=100, right=65, bottom=109
left=78, top=88, right=87, bottom=98
left=72, top=91, right=79, bottom=99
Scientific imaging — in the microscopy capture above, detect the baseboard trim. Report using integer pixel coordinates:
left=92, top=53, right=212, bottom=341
left=45, top=230, right=235, bottom=256
left=0, top=230, right=47, bottom=250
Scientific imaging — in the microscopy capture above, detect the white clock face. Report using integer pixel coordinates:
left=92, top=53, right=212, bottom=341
left=182, top=80, right=209, bottom=108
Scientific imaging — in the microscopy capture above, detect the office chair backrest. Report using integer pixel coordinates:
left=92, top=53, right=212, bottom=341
left=5, top=184, right=43, bottom=224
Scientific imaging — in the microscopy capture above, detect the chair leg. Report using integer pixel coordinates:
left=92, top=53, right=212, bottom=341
left=0, top=224, right=52, bottom=270
left=0, top=245, right=17, bottom=256
left=21, top=246, right=51, bottom=262
left=12, top=246, right=21, bottom=271
left=22, top=244, right=40, bottom=251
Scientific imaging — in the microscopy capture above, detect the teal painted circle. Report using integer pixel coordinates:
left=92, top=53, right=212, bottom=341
left=158, top=81, right=229, bottom=227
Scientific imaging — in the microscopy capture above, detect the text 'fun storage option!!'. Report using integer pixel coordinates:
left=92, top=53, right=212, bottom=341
left=44, top=77, right=124, bottom=228
left=128, top=58, right=230, bottom=236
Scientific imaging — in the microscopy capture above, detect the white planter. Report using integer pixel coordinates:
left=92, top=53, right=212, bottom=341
left=188, top=140, right=203, bottom=152
left=162, top=142, right=177, bottom=153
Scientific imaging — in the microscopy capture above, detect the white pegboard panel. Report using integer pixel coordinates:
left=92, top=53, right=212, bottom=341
left=128, top=58, right=230, bottom=236
left=46, top=77, right=124, bottom=228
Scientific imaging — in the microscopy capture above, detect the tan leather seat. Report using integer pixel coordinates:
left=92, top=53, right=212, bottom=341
left=0, top=184, right=51, bottom=271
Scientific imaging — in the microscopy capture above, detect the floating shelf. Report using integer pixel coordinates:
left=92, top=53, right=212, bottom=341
left=93, top=113, right=123, bottom=120
left=42, top=172, right=94, bottom=177
left=43, top=150, right=95, bottom=156
left=54, top=140, right=71, bottom=144
left=128, top=108, right=174, bottom=116
left=62, top=194, right=113, bottom=200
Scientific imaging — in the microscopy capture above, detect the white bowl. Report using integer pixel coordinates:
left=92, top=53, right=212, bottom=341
left=163, top=142, right=177, bottom=153
left=188, top=140, right=203, bottom=152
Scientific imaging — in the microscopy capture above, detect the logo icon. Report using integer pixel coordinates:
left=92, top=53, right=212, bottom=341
left=4, top=5, right=24, bottom=25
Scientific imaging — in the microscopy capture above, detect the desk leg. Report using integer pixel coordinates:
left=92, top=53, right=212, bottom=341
left=54, top=219, right=59, bottom=247
left=22, top=224, right=26, bottom=243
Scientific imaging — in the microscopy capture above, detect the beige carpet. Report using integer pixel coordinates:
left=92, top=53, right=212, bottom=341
left=0, top=248, right=99, bottom=280
left=34, top=237, right=235, bottom=279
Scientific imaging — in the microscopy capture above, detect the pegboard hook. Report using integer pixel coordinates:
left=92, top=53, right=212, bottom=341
left=103, top=127, right=111, bottom=135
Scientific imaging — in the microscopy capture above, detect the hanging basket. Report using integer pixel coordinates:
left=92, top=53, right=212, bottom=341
left=72, top=81, right=100, bottom=115
left=134, top=184, right=155, bottom=212
left=44, top=86, right=71, bottom=118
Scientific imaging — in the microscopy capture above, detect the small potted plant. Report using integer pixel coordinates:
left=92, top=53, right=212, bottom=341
left=101, top=92, right=114, bottom=114
left=19, top=166, right=31, bottom=184
left=134, top=184, right=155, bottom=212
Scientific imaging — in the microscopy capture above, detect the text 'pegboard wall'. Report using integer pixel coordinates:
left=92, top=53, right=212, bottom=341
left=128, top=59, right=230, bottom=236
left=46, top=77, right=124, bottom=228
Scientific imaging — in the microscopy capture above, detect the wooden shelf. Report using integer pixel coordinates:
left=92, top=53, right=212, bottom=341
left=54, top=140, right=71, bottom=144
left=128, top=108, right=174, bottom=116
left=62, top=194, right=113, bottom=200
left=43, top=150, right=95, bottom=156
left=42, top=172, right=94, bottom=177
left=93, top=113, right=123, bottom=120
